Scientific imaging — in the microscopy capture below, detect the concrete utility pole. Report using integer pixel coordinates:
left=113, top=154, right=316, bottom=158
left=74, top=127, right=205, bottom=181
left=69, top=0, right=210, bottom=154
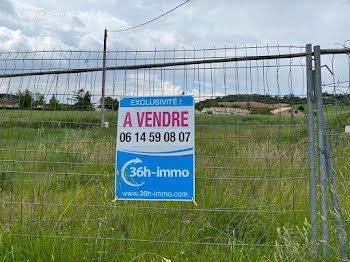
left=100, top=28, right=107, bottom=127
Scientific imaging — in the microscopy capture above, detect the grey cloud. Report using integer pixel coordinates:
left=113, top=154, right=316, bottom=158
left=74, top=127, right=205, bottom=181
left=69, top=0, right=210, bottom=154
left=72, top=16, right=84, bottom=28
left=1, top=0, right=350, bottom=52
left=0, top=0, right=17, bottom=17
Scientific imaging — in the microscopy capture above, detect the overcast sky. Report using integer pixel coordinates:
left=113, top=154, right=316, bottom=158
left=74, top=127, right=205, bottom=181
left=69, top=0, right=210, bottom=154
left=0, top=0, right=350, bottom=51
left=0, top=0, right=349, bottom=101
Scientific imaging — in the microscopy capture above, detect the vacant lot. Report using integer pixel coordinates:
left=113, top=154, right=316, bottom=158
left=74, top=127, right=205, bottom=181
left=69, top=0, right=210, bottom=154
left=0, top=110, right=349, bottom=261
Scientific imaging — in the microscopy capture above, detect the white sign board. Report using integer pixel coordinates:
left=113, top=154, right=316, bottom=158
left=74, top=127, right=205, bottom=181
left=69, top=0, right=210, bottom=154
left=115, top=96, right=195, bottom=201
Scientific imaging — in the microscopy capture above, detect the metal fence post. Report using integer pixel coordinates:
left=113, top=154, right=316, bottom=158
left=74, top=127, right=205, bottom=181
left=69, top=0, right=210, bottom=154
left=313, top=45, right=329, bottom=260
left=100, top=29, right=107, bottom=128
left=306, top=44, right=317, bottom=259
left=324, top=133, right=348, bottom=261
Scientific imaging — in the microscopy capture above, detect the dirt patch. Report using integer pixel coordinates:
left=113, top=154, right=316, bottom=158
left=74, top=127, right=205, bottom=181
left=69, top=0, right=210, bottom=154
left=219, top=101, right=289, bottom=109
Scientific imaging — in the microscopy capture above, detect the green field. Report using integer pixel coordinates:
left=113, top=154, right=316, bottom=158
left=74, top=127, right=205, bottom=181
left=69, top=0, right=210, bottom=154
left=0, top=110, right=349, bottom=261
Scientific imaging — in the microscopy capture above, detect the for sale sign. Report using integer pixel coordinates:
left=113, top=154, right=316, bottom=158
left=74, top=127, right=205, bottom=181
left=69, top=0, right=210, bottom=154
left=115, top=96, right=195, bottom=201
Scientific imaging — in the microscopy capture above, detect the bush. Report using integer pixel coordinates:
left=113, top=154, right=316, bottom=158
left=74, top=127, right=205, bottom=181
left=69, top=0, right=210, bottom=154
left=250, top=107, right=272, bottom=115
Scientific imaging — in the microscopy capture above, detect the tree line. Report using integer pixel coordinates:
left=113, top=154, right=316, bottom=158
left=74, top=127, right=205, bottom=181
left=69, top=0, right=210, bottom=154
left=195, top=93, right=350, bottom=111
left=14, top=89, right=119, bottom=111
left=11, top=91, right=350, bottom=111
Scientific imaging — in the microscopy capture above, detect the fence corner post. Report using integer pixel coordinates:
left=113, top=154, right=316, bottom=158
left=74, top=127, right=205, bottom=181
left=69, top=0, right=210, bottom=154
left=313, top=45, right=329, bottom=260
left=306, top=43, right=318, bottom=260
left=100, top=28, right=107, bottom=128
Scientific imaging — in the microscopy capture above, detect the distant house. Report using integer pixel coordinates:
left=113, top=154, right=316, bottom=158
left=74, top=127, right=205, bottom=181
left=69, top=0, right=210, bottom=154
left=201, top=107, right=250, bottom=115
left=0, top=94, right=18, bottom=100
left=194, top=109, right=201, bottom=114
left=270, top=107, right=305, bottom=117
left=95, top=107, right=114, bottom=112
left=0, top=98, right=18, bottom=108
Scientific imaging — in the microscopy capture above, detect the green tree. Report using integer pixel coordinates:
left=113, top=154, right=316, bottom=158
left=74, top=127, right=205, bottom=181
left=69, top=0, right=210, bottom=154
left=18, top=90, right=33, bottom=109
left=73, top=89, right=93, bottom=110
left=34, top=92, right=45, bottom=107
left=48, top=95, right=60, bottom=109
left=100, top=96, right=119, bottom=111
left=195, top=99, right=222, bottom=111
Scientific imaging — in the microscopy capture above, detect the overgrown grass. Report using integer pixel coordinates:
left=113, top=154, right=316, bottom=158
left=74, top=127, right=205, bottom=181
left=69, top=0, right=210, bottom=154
left=0, top=110, right=349, bottom=261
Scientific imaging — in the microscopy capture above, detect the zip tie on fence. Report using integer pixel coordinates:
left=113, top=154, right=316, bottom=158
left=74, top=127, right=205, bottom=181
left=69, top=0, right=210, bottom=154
left=321, top=65, right=334, bottom=75
left=111, top=197, right=118, bottom=203
left=192, top=198, right=198, bottom=206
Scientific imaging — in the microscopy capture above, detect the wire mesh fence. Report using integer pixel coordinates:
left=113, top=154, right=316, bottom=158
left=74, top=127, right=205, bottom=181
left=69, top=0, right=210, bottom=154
left=0, top=45, right=348, bottom=261
left=320, top=50, right=350, bottom=254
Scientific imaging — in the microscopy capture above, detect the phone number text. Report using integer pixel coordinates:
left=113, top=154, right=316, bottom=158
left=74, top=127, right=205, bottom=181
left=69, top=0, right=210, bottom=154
left=119, top=131, right=191, bottom=143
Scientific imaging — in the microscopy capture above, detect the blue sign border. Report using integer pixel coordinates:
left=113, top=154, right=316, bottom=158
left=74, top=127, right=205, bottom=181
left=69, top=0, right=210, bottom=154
left=120, top=95, right=194, bottom=107
left=115, top=95, right=195, bottom=202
